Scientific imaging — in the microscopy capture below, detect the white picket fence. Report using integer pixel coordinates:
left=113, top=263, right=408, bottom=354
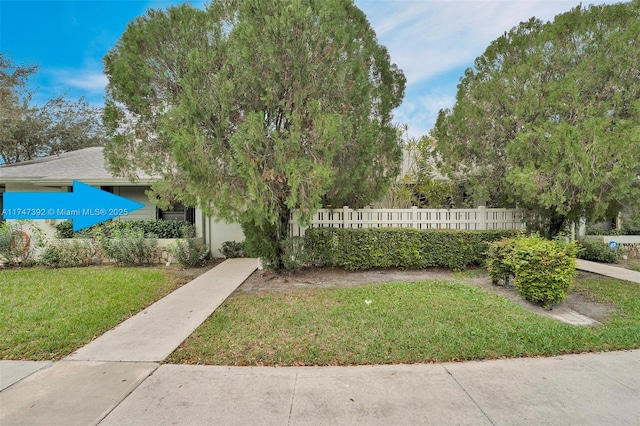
left=290, top=206, right=526, bottom=237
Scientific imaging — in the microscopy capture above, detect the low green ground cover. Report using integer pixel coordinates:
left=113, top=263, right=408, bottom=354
left=0, top=267, right=187, bottom=360
left=618, top=256, right=640, bottom=272
left=168, top=276, right=640, bottom=366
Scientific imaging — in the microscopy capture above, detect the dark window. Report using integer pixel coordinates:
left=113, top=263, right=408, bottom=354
left=158, top=203, right=195, bottom=224
left=185, top=207, right=195, bottom=224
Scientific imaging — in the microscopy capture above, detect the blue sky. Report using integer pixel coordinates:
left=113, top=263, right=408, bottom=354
left=0, top=0, right=623, bottom=138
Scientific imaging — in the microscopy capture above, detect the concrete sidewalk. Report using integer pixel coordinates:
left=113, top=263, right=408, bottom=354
left=2, top=351, right=638, bottom=425
left=101, top=350, right=640, bottom=426
left=576, top=259, right=640, bottom=284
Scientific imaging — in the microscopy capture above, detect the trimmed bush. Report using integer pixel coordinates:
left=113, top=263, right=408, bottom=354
left=512, top=236, right=577, bottom=308
left=39, top=239, right=100, bottom=267
left=55, top=219, right=195, bottom=239
left=168, top=238, right=209, bottom=267
left=241, top=219, right=281, bottom=269
left=576, top=239, right=620, bottom=263
left=296, top=227, right=520, bottom=271
left=99, top=228, right=157, bottom=266
left=487, top=235, right=577, bottom=308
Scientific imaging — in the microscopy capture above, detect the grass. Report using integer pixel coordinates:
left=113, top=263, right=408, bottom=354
left=0, top=266, right=188, bottom=360
left=618, top=256, right=640, bottom=271
left=168, top=276, right=640, bottom=366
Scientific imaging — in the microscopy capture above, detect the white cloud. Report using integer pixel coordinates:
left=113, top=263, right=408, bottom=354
left=58, top=71, right=108, bottom=92
left=358, top=0, right=610, bottom=85
left=356, top=0, right=623, bottom=134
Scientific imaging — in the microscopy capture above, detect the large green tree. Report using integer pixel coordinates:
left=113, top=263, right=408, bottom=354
left=0, top=54, right=106, bottom=164
left=432, top=1, right=640, bottom=236
left=103, top=0, right=405, bottom=268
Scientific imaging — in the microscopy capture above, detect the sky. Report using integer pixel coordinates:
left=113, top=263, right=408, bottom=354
left=0, top=0, right=624, bottom=138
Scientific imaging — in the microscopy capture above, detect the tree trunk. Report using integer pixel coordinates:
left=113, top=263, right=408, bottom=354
left=273, top=204, right=291, bottom=270
left=547, top=210, right=566, bottom=238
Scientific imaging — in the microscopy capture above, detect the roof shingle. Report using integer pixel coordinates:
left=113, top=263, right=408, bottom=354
left=0, top=147, right=152, bottom=185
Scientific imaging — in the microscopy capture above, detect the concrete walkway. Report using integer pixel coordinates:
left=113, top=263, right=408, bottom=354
left=1, top=258, right=640, bottom=425
left=576, top=259, right=640, bottom=284
left=67, top=258, right=260, bottom=362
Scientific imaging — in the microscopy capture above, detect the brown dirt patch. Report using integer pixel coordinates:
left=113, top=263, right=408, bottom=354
left=233, top=267, right=617, bottom=324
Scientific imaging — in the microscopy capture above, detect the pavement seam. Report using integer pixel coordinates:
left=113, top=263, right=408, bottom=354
left=287, top=371, right=299, bottom=425
left=95, top=363, right=160, bottom=425
left=580, top=358, right=638, bottom=392
left=443, top=365, right=496, bottom=426
left=0, top=361, right=55, bottom=393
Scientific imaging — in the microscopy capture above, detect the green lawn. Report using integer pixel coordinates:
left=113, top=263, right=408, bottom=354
left=168, top=276, right=640, bottom=366
left=0, top=266, right=187, bottom=360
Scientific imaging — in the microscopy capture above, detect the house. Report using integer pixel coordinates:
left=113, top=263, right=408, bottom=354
left=0, top=147, right=243, bottom=256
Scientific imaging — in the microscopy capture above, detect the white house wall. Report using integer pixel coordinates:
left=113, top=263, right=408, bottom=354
left=4, top=182, right=63, bottom=239
left=194, top=207, right=208, bottom=240
left=207, top=218, right=244, bottom=257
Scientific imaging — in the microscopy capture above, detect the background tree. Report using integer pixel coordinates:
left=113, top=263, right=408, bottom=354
left=103, top=0, right=405, bottom=268
left=374, top=126, right=461, bottom=209
left=0, top=53, right=106, bottom=164
left=432, top=1, right=640, bottom=236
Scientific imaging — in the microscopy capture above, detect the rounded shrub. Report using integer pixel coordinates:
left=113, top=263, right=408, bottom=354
left=511, top=235, right=577, bottom=308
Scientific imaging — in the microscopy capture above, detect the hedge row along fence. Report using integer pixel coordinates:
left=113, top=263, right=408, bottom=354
left=286, top=228, right=522, bottom=271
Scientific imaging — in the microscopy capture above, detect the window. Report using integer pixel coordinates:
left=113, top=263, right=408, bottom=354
left=157, top=203, right=195, bottom=224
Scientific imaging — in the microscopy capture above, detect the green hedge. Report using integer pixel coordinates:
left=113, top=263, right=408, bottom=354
left=55, top=220, right=195, bottom=239
left=295, top=227, right=521, bottom=271
left=576, top=239, right=620, bottom=263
